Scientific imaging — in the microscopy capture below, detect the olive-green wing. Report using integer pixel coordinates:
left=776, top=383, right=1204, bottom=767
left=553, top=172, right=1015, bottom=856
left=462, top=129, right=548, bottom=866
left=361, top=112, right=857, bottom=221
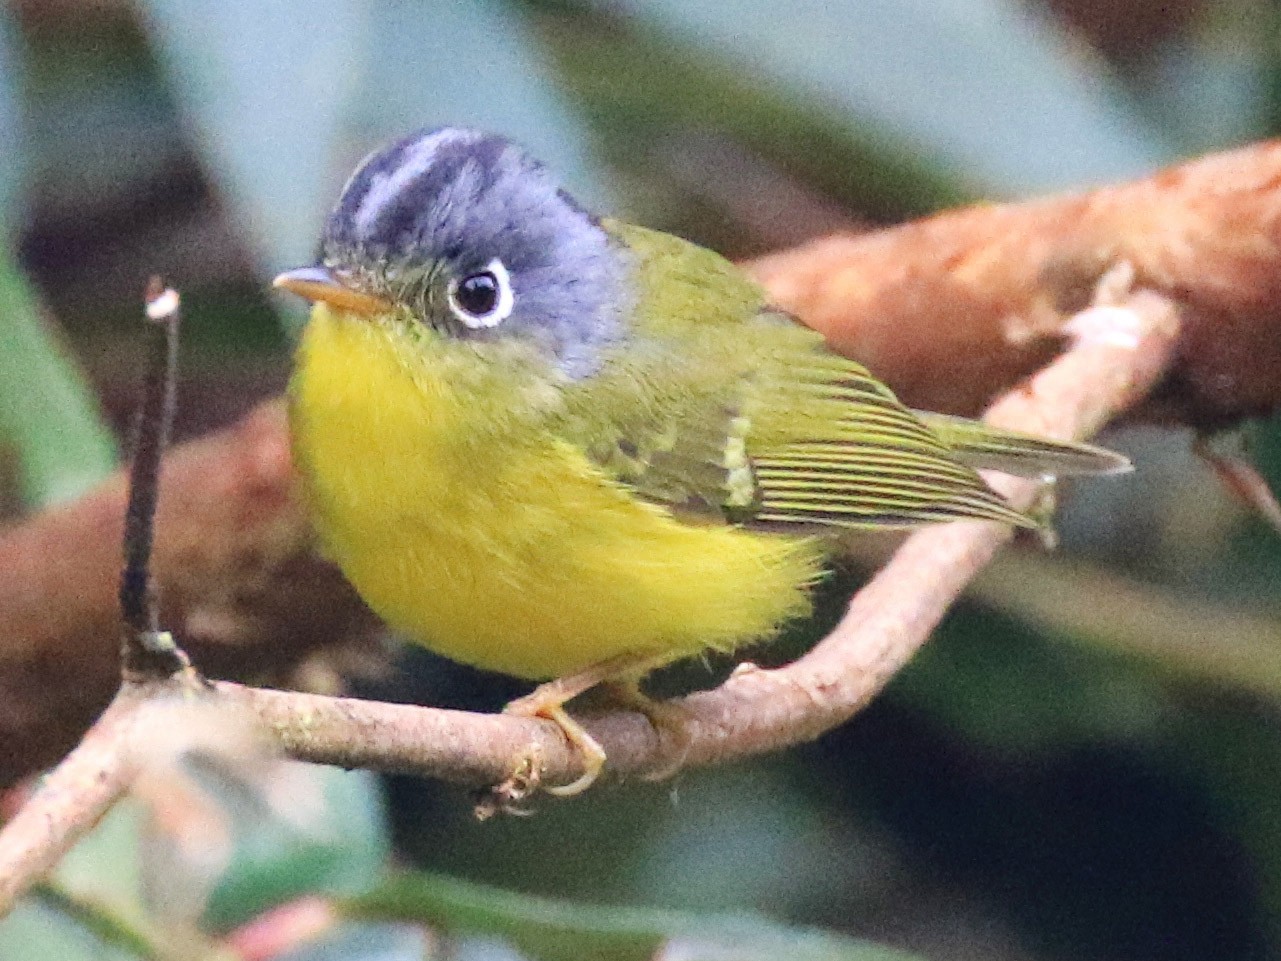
left=745, top=350, right=1034, bottom=529
left=589, top=221, right=1102, bottom=529
left=915, top=412, right=1131, bottom=477
left=573, top=328, right=1034, bottom=531
left=578, top=393, right=760, bottom=523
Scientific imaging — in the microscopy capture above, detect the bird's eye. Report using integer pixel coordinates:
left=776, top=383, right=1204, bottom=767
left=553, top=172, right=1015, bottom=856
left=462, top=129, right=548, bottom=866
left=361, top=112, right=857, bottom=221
left=447, top=258, right=514, bottom=329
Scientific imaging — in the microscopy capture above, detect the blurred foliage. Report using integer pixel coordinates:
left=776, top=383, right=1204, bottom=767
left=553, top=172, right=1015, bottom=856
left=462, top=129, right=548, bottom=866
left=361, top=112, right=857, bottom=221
left=0, top=6, right=115, bottom=507
left=1, top=894, right=151, bottom=961
left=0, top=248, right=116, bottom=506
left=5, top=0, right=1281, bottom=959
left=348, top=871, right=923, bottom=961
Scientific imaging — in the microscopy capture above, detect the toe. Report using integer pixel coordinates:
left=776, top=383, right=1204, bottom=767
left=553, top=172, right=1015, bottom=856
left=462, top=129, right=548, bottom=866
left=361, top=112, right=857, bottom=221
left=503, top=695, right=608, bottom=796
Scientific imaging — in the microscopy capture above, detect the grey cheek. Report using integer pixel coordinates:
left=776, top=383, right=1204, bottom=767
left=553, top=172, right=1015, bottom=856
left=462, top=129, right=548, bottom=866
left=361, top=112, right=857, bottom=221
left=504, top=273, right=628, bottom=381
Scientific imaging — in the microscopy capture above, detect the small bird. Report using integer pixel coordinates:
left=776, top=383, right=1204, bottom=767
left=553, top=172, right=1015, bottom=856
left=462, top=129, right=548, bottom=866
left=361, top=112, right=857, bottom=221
left=276, top=127, right=1127, bottom=795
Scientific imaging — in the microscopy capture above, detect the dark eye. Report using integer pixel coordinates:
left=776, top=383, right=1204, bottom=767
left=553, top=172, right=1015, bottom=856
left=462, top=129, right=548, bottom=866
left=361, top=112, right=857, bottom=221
left=456, top=273, right=497, bottom=314
left=447, top=258, right=513, bottom=329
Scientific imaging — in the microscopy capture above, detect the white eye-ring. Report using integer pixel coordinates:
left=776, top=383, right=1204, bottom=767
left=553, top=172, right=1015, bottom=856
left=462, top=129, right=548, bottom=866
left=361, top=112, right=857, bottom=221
left=447, top=257, right=514, bottom=329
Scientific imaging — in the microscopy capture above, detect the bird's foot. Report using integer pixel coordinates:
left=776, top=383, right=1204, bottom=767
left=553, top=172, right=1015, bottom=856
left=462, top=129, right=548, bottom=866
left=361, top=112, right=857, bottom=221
left=499, top=653, right=676, bottom=799
left=476, top=749, right=542, bottom=819
left=504, top=686, right=606, bottom=797
left=602, top=681, right=693, bottom=782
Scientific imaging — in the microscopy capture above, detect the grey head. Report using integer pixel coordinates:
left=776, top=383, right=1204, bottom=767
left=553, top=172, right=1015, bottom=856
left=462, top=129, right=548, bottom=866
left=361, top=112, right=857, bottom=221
left=322, top=127, right=628, bottom=379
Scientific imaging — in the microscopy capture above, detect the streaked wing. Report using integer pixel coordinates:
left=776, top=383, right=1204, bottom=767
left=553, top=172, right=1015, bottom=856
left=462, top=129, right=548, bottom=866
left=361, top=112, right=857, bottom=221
left=578, top=325, right=1033, bottom=530
left=748, top=351, right=1033, bottom=529
left=915, top=412, right=1131, bottom=477
left=591, top=223, right=1041, bottom=530
left=582, top=399, right=758, bottom=523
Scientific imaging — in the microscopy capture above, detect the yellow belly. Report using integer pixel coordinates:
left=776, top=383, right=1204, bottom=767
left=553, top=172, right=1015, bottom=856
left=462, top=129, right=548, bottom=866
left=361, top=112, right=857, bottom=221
left=289, top=307, right=822, bottom=679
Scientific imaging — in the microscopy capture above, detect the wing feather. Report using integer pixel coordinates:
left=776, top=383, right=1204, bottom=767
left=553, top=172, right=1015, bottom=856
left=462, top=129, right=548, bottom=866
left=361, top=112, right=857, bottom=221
left=746, top=347, right=1035, bottom=530
left=573, top=227, right=1045, bottom=532
left=917, top=412, right=1131, bottom=477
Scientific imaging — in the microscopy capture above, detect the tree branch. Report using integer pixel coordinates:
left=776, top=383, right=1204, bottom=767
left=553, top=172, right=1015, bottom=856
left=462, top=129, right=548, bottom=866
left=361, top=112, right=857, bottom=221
left=751, top=139, right=1281, bottom=427
left=0, top=141, right=1276, bottom=784
left=0, top=277, right=1178, bottom=915
left=0, top=684, right=148, bottom=909
left=198, top=287, right=1177, bottom=793
left=0, top=400, right=378, bottom=784
left=0, top=670, right=221, bottom=914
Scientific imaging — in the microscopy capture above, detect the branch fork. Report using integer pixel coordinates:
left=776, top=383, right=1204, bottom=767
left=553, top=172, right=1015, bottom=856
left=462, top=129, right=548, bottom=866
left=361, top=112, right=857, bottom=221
left=0, top=262, right=1179, bottom=916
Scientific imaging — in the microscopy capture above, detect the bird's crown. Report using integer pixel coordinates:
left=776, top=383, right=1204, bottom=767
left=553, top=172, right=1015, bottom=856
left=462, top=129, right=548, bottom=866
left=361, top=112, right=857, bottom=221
left=319, top=127, right=628, bottom=378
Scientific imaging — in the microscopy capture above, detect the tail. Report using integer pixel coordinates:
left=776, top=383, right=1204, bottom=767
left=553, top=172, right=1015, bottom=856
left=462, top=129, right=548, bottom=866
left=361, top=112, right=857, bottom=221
left=916, top=412, right=1131, bottom=479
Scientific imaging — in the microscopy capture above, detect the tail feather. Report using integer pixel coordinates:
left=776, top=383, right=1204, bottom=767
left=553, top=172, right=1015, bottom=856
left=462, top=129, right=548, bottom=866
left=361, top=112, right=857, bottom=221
left=916, top=412, right=1131, bottom=478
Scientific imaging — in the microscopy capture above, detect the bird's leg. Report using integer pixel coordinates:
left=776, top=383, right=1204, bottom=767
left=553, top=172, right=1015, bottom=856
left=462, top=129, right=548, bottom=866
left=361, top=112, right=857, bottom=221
left=504, top=652, right=660, bottom=796
left=599, top=679, right=694, bottom=782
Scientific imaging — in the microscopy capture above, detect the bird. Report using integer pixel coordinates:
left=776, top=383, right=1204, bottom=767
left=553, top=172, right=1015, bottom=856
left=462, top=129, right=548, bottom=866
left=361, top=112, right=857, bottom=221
left=275, top=127, right=1128, bottom=795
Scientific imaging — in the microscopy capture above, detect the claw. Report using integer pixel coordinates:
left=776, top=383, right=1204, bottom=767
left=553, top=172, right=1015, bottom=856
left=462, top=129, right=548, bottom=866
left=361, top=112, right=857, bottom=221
left=602, top=681, right=693, bottom=782
left=476, top=748, right=542, bottom=819
left=500, top=651, right=679, bottom=799
left=504, top=690, right=606, bottom=796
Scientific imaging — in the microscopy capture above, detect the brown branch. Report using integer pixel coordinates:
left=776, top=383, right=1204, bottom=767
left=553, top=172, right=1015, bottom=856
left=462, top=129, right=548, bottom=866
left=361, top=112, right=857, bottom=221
left=0, top=673, right=217, bottom=914
left=119, top=281, right=197, bottom=682
left=0, top=401, right=378, bottom=784
left=0, top=281, right=1177, bottom=915
left=119, top=281, right=181, bottom=642
left=0, top=138, right=1272, bottom=785
left=0, top=684, right=148, bottom=908
left=750, top=139, right=1281, bottom=427
left=198, top=287, right=1176, bottom=792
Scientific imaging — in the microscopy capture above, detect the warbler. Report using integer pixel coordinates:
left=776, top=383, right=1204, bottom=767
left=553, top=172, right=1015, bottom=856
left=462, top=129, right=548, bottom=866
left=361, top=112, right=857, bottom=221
left=276, top=127, right=1127, bottom=794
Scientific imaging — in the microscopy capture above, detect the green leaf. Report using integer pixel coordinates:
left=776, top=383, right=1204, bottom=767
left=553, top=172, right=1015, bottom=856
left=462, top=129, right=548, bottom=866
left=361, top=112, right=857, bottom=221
left=348, top=872, right=923, bottom=961
left=891, top=602, right=1170, bottom=756
left=532, top=5, right=970, bottom=221
left=136, top=0, right=370, bottom=275
left=0, top=6, right=27, bottom=237
left=0, top=894, right=147, bottom=961
left=352, top=0, right=608, bottom=209
left=1125, top=5, right=1271, bottom=153
left=2, top=804, right=160, bottom=961
left=49, top=798, right=178, bottom=956
left=1166, top=706, right=1281, bottom=948
left=137, top=0, right=607, bottom=288
left=200, top=762, right=389, bottom=931
left=0, top=1, right=113, bottom=507
left=603, top=0, right=1170, bottom=196
left=0, top=249, right=117, bottom=507
left=53, top=801, right=149, bottom=916
left=971, top=552, right=1281, bottom=705
left=21, top=12, right=178, bottom=228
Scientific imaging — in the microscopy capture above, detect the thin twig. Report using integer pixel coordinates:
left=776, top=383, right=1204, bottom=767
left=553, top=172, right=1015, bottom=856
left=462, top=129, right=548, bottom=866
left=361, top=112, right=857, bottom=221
left=0, top=400, right=368, bottom=785
left=0, top=283, right=195, bottom=917
left=1192, top=433, right=1281, bottom=535
left=119, top=279, right=190, bottom=678
left=0, top=687, right=147, bottom=910
left=0, top=676, right=208, bottom=917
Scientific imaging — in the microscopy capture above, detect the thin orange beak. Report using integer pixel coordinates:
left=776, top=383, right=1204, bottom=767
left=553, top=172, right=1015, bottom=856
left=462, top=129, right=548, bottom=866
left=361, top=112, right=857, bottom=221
left=272, top=266, right=392, bottom=317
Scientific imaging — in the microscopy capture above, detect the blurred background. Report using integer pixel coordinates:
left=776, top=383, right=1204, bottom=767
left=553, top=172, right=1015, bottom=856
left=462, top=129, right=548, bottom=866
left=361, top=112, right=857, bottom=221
left=4, top=0, right=1281, bottom=959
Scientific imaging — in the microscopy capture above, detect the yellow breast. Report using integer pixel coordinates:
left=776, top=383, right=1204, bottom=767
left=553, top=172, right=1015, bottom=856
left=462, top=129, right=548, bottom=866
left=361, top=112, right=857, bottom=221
left=289, top=306, right=822, bottom=680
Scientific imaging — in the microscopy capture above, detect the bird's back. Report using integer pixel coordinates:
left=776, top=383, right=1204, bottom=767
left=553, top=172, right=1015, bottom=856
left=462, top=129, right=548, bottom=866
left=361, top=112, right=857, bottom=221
left=567, top=222, right=1034, bottom=531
